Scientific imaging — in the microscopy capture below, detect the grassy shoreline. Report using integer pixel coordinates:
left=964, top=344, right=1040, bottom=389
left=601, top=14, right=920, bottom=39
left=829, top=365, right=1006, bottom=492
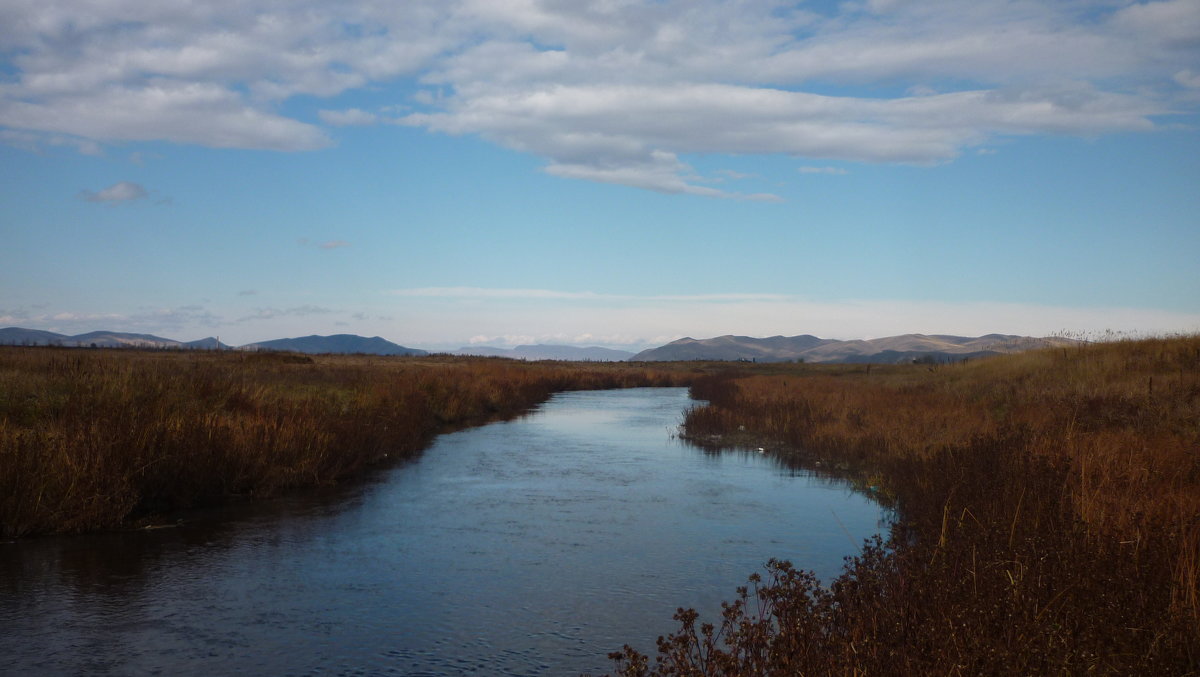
left=0, top=347, right=698, bottom=538
left=5, top=340, right=1196, bottom=672
left=612, top=336, right=1199, bottom=675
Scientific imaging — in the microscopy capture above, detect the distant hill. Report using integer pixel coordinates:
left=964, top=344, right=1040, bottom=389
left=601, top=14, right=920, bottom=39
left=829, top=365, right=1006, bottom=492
left=631, top=335, right=831, bottom=362
left=69, top=330, right=186, bottom=348
left=242, top=334, right=427, bottom=356
left=0, top=327, right=417, bottom=355
left=0, top=327, right=71, bottom=346
left=183, top=337, right=232, bottom=350
left=0, top=327, right=191, bottom=349
left=631, top=333, right=1079, bottom=364
left=452, top=344, right=634, bottom=361
left=1, top=326, right=1078, bottom=363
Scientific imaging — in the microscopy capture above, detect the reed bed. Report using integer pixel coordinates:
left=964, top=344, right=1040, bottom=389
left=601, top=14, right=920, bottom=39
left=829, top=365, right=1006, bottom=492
left=611, top=336, right=1200, bottom=675
left=0, top=347, right=693, bottom=538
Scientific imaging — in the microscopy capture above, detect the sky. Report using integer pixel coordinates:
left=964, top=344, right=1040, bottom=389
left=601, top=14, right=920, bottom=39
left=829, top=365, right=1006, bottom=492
left=1, top=0, right=1198, bottom=351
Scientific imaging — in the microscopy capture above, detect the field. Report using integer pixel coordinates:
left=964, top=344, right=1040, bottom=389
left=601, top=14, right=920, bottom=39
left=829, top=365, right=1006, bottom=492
left=3, top=339, right=1197, bottom=674
left=0, top=347, right=696, bottom=538
left=611, top=335, right=1200, bottom=674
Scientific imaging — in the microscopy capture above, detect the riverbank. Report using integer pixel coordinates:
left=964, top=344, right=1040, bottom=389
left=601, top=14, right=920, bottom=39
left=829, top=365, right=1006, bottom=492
left=0, top=347, right=697, bottom=538
left=612, top=336, right=1200, bottom=674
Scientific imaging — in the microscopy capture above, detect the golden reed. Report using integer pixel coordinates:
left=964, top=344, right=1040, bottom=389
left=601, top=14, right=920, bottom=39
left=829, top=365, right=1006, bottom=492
left=612, top=335, right=1199, bottom=675
left=0, top=347, right=692, bottom=538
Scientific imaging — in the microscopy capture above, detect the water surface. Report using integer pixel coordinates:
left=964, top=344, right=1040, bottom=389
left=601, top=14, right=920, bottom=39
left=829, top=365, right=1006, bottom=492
left=0, top=388, right=886, bottom=675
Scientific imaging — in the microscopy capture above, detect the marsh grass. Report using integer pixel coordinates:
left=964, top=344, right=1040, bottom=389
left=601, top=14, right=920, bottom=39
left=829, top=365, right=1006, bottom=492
left=6, top=340, right=1197, bottom=673
left=612, top=336, right=1200, bottom=675
left=0, top=347, right=692, bottom=537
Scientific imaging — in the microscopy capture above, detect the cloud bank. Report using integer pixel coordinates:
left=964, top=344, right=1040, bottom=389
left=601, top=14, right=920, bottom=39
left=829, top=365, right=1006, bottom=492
left=3, top=0, right=1197, bottom=195
left=79, top=181, right=148, bottom=203
left=386, top=287, right=1200, bottom=348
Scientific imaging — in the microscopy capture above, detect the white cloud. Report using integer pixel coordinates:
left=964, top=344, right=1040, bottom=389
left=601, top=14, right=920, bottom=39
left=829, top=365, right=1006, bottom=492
left=0, top=1, right=451, bottom=150
left=715, top=169, right=753, bottom=180
left=798, top=166, right=848, bottom=174
left=389, top=286, right=790, bottom=303
left=1, top=129, right=101, bottom=154
left=1111, top=0, right=1200, bottom=48
left=467, top=334, right=536, bottom=346
left=79, top=181, right=148, bottom=203
left=236, top=305, right=336, bottom=322
left=402, top=80, right=1157, bottom=195
left=543, top=151, right=782, bottom=200
left=319, top=108, right=379, bottom=126
left=458, top=331, right=662, bottom=349
left=1, top=0, right=1194, bottom=193
left=2, top=305, right=221, bottom=336
left=1176, top=69, right=1200, bottom=89
left=128, top=151, right=162, bottom=165
left=2, top=82, right=330, bottom=151
left=393, top=286, right=604, bottom=300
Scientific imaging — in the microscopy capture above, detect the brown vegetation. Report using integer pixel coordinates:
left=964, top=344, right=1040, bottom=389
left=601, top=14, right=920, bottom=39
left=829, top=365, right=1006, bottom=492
left=0, top=347, right=694, bottom=538
left=5, top=339, right=1197, bottom=672
left=612, top=336, right=1200, bottom=675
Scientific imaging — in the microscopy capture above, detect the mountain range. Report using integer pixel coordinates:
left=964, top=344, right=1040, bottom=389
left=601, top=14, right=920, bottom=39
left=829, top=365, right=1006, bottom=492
left=242, top=334, right=427, bottom=356
left=0, top=328, right=425, bottom=356
left=0, top=327, right=1077, bottom=363
left=629, top=333, right=1079, bottom=363
left=0, top=327, right=233, bottom=350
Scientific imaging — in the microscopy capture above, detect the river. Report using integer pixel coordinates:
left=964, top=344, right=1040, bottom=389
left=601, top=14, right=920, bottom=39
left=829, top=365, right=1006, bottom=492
left=0, top=387, right=887, bottom=675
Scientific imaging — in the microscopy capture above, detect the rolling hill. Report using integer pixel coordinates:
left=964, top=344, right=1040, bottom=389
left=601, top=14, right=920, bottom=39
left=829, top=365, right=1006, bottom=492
left=2, top=326, right=1079, bottom=362
left=241, top=334, right=426, bottom=356
left=0, top=328, right=421, bottom=355
left=0, top=328, right=207, bottom=349
left=630, top=333, right=1079, bottom=364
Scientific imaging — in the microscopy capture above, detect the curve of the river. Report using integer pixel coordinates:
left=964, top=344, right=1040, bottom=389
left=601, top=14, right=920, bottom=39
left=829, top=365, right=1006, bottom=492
left=0, top=387, right=888, bottom=676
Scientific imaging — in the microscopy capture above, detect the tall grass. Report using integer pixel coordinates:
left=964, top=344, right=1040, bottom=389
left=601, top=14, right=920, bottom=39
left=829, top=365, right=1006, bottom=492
left=0, top=347, right=693, bottom=538
left=612, top=336, right=1200, bottom=674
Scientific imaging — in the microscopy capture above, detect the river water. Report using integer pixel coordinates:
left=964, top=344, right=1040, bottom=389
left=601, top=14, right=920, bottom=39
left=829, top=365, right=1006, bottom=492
left=0, top=387, right=887, bottom=676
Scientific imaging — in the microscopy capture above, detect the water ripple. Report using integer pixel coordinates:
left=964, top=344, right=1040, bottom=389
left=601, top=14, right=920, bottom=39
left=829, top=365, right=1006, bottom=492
left=0, top=388, right=887, bottom=676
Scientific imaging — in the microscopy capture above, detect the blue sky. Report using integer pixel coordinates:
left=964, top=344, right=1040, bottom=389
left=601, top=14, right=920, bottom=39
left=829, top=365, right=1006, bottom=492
left=2, top=0, right=1198, bottom=350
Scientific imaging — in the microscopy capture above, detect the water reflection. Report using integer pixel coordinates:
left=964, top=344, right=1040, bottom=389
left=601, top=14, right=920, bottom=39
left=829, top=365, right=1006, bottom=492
left=1, top=388, right=887, bottom=676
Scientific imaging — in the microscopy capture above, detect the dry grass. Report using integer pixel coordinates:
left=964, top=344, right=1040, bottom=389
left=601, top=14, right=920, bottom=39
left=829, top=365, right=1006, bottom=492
left=0, top=347, right=695, bottom=538
left=613, top=336, right=1200, bottom=675
left=6, top=340, right=1197, bottom=672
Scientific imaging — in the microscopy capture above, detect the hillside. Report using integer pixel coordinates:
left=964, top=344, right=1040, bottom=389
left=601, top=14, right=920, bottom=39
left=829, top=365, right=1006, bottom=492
left=242, top=334, right=427, bottom=356
left=0, top=327, right=191, bottom=349
left=0, top=327, right=419, bottom=355
left=631, top=333, right=1079, bottom=363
